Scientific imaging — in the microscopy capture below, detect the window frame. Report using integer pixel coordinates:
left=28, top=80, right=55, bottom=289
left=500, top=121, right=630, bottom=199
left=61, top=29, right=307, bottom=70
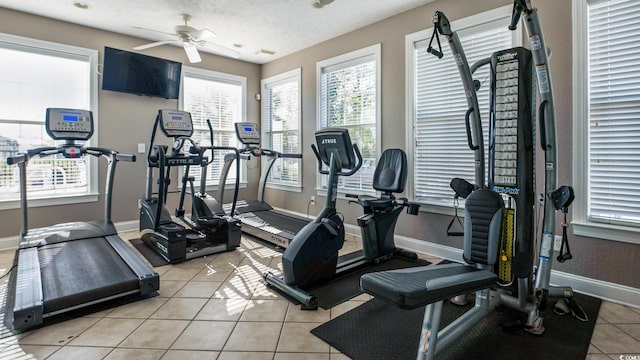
left=0, top=33, right=99, bottom=210
left=179, top=65, right=248, bottom=191
left=572, top=0, right=640, bottom=244
left=404, top=5, right=519, bottom=215
left=315, top=43, right=382, bottom=197
left=261, top=68, right=303, bottom=192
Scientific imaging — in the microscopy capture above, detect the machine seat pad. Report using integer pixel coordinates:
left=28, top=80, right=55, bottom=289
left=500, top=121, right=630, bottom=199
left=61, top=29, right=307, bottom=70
left=357, top=195, right=393, bottom=209
left=360, top=263, right=497, bottom=310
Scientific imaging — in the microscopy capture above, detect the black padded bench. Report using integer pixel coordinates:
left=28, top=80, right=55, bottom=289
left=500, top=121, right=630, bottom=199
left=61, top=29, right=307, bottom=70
left=359, top=188, right=505, bottom=359
left=360, top=263, right=497, bottom=310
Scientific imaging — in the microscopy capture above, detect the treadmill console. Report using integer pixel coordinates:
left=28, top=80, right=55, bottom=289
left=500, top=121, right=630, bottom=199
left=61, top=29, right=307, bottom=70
left=159, top=109, right=194, bottom=138
left=46, top=108, right=93, bottom=141
left=235, top=122, right=261, bottom=145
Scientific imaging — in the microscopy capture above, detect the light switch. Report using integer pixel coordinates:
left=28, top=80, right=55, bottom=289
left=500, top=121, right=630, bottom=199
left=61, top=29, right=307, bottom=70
left=137, top=143, right=146, bottom=153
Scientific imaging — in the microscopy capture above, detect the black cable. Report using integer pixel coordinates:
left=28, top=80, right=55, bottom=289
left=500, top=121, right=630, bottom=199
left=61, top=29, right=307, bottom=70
left=307, top=200, right=314, bottom=219
left=0, top=264, right=16, bottom=279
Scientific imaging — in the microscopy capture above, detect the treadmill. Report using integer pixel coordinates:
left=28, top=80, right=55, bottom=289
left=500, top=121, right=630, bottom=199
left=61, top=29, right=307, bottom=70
left=229, top=122, right=307, bottom=248
left=5, top=108, right=159, bottom=332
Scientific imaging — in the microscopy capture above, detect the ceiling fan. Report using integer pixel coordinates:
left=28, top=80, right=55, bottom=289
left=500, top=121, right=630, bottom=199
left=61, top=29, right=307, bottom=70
left=133, top=14, right=240, bottom=63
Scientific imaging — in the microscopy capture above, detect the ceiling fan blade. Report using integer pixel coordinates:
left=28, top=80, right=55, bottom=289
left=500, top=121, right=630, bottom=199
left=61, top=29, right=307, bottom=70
left=183, top=42, right=202, bottom=63
left=133, top=40, right=178, bottom=51
left=200, top=42, right=241, bottom=59
left=192, top=28, right=216, bottom=41
left=132, top=26, right=176, bottom=37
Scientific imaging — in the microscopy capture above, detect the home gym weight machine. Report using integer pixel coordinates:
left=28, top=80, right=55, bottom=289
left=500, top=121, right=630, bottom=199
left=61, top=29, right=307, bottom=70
left=360, top=1, right=579, bottom=358
left=264, top=128, right=420, bottom=309
left=139, top=109, right=241, bottom=263
left=5, top=108, right=159, bottom=331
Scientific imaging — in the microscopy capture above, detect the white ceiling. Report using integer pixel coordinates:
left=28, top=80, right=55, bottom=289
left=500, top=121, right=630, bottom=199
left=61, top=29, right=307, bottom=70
left=1, top=0, right=433, bottom=64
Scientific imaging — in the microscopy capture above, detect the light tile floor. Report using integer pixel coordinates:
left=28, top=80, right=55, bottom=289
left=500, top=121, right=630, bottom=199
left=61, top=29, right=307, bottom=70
left=0, top=231, right=637, bottom=360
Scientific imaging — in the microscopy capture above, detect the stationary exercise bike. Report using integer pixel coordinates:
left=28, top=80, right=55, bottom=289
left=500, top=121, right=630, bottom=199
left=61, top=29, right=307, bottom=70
left=139, top=109, right=241, bottom=263
left=264, top=128, right=420, bottom=309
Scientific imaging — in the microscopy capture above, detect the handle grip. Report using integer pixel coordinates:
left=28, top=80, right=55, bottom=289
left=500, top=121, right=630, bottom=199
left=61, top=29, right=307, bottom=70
left=465, top=108, right=479, bottom=150
left=539, top=100, right=549, bottom=150
left=509, top=0, right=524, bottom=30
left=116, top=153, right=136, bottom=162
left=7, top=153, right=28, bottom=165
left=427, top=47, right=443, bottom=59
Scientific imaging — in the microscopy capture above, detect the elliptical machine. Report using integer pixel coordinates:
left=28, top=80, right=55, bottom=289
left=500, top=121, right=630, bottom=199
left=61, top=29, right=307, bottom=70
left=139, top=109, right=241, bottom=263
left=264, top=128, right=420, bottom=309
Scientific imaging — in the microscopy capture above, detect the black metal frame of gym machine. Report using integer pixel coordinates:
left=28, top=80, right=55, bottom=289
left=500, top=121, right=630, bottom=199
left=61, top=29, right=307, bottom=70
left=409, top=1, right=575, bottom=356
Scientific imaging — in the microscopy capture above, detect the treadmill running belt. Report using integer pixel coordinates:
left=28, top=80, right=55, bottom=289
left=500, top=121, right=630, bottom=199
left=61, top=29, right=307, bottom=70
left=251, top=210, right=309, bottom=235
left=38, top=237, right=139, bottom=314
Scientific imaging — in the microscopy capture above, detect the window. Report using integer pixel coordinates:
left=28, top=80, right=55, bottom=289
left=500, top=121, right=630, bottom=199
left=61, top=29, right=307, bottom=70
left=317, top=44, right=381, bottom=195
left=180, top=67, right=246, bottom=189
left=406, top=6, right=518, bottom=211
left=573, top=0, right=640, bottom=243
left=0, top=33, right=98, bottom=209
left=261, top=68, right=302, bottom=190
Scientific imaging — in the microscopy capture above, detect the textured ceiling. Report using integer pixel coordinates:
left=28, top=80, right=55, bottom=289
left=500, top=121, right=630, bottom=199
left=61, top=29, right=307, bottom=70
left=0, top=0, right=433, bottom=64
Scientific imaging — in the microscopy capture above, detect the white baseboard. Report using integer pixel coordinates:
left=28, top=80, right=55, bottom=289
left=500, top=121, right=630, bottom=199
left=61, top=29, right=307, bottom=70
left=0, top=235, right=19, bottom=252
left=114, top=220, right=139, bottom=233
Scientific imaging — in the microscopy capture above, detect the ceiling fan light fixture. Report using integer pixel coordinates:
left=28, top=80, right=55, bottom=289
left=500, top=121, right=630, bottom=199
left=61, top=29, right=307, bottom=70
left=312, top=0, right=335, bottom=9
left=183, top=42, right=202, bottom=63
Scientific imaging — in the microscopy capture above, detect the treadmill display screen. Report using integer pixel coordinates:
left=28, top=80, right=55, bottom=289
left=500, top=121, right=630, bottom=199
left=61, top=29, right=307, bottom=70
left=63, top=115, right=79, bottom=122
left=234, top=122, right=261, bottom=145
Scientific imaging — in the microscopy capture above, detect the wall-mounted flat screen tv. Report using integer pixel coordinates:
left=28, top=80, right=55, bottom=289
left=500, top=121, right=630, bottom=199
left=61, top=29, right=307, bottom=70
left=102, top=46, right=182, bottom=99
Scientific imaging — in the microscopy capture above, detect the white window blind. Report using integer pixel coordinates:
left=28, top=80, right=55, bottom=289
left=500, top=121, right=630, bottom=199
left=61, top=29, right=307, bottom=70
left=587, top=0, right=640, bottom=227
left=317, top=45, right=380, bottom=194
left=0, top=34, right=97, bottom=205
left=181, top=67, right=246, bottom=188
left=262, top=68, right=301, bottom=188
left=410, top=10, right=514, bottom=208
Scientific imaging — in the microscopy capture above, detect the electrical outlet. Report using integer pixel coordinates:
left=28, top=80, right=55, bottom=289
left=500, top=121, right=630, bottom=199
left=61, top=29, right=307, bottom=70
left=553, top=235, right=563, bottom=252
left=310, top=195, right=316, bottom=204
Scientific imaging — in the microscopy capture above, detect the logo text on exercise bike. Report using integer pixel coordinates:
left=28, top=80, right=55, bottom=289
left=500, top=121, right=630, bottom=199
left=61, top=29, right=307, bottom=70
left=498, top=52, right=517, bottom=61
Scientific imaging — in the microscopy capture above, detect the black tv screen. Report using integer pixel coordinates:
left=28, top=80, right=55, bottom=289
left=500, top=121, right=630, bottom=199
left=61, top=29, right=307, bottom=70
left=102, top=47, right=182, bottom=99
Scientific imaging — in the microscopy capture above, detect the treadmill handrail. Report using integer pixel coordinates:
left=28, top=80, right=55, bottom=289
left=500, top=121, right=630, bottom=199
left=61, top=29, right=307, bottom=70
left=7, top=144, right=134, bottom=235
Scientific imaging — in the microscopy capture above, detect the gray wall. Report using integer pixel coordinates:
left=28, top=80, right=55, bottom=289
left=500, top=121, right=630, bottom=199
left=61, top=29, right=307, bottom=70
left=0, top=8, right=262, bottom=235
left=1, top=1, right=638, bottom=289
left=261, top=0, right=639, bottom=289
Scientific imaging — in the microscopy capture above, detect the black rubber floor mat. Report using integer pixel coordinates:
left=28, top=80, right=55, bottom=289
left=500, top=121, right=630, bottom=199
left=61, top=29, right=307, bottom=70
left=312, top=291, right=601, bottom=360
left=307, top=257, right=431, bottom=309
